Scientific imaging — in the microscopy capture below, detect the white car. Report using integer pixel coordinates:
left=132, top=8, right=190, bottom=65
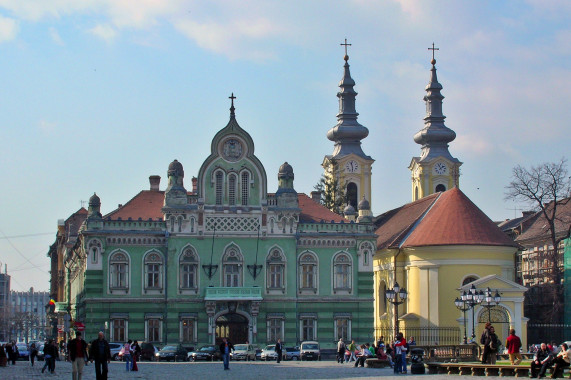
left=230, top=344, right=256, bottom=361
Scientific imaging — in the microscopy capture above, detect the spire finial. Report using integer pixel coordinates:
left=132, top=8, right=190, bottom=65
left=340, top=38, right=351, bottom=61
left=428, top=42, right=439, bottom=65
left=229, top=92, right=236, bottom=118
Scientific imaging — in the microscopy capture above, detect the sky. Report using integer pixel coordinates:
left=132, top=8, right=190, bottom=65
left=0, top=0, right=569, bottom=292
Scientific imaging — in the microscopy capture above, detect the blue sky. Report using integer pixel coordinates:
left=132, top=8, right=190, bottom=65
left=0, top=0, right=569, bottom=291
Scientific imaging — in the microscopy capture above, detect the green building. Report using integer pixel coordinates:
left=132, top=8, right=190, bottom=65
left=66, top=56, right=376, bottom=349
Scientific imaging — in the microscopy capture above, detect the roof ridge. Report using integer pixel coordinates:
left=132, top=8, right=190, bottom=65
left=397, top=192, right=442, bottom=248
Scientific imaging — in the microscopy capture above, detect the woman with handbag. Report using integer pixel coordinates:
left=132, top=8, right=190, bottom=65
left=483, top=326, right=499, bottom=364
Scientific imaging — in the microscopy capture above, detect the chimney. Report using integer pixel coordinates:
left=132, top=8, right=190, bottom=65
left=310, top=191, right=321, bottom=203
left=149, top=175, right=161, bottom=191
left=192, top=177, right=198, bottom=193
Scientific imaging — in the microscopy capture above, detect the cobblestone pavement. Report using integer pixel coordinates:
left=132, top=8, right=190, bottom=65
left=1, top=360, right=508, bottom=380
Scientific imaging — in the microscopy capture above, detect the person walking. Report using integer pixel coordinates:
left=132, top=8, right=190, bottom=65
left=347, top=340, right=357, bottom=363
left=122, top=340, right=133, bottom=371
left=483, top=326, right=499, bottom=364
left=69, top=331, right=89, bottom=380
left=89, top=331, right=111, bottom=380
left=336, top=338, right=345, bottom=364
left=131, top=340, right=140, bottom=371
left=505, top=328, right=523, bottom=365
left=395, top=333, right=408, bottom=374
left=219, top=337, right=234, bottom=370
left=42, top=339, right=59, bottom=374
left=275, top=338, right=283, bottom=363
left=8, top=341, right=18, bottom=365
left=29, top=342, right=38, bottom=367
left=480, top=322, right=492, bottom=364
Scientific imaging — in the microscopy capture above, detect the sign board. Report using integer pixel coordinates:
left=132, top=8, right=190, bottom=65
left=74, top=322, right=85, bottom=331
left=55, top=302, right=68, bottom=313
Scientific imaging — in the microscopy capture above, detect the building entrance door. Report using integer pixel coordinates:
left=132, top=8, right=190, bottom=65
left=215, top=313, right=249, bottom=345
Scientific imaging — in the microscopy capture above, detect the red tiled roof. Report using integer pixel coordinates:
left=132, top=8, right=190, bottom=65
left=105, top=191, right=164, bottom=220
left=65, top=208, right=88, bottom=237
left=298, top=193, right=347, bottom=223
left=375, top=188, right=518, bottom=249
left=516, top=197, right=571, bottom=244
left=374, top=193, right=439, bottom=249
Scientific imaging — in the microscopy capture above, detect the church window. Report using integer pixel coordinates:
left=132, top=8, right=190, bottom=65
left=215, top=171, right=224, bottom=205
left=109, top=252, right=129, bottom=289
left=223, top=247, right=243, bottom=287
left=300, top=317, right=316, bottom=341
left=144, top=252, right=163, bottom=290
left=346, top=182, right=358, bottom=209
left=111, top=319, right=127, bottom=342
left=435, top=184, right=446, bottom=192
left=228, top=174, right=237, bottom=205
left=180, top=248, right=198, bottom=290
left=267, top=317, right=284, bottom=342
left=88, top=239, right=101, bottom=265
left=333, top=253, right=352, bottom=291
left=299, top=253, right=317, bottom=291
left=267, top=249, right=285, bottom=290
left=146, top=318, right=162, bottom=343
left=241, top=172, right=249, bottom=205
left=334, top=317, right=350, bottom=341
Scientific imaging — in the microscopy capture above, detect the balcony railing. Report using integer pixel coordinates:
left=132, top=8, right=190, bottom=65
left=204, top=287, right=263, bottom=301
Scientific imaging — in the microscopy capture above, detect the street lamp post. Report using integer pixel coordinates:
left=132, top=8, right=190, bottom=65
left=460, top=284, right=484, bottom=340
left=480, top=287, right=501, bottom=323
left=385, top=281, right=408, bottom=338
left=454, top=297, right=470, bottom=344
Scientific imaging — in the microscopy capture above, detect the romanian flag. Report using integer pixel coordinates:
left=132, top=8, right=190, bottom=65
left=49, top=299, right=56, bottom=305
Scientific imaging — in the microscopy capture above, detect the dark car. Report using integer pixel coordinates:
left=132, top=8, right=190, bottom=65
left=157, top=345, right=188, bottom=362
left=16, top=343, right=29, bottom=360
left=140, top=342, right=159, bottom=361
left=188, top=345, right=221, bottom=361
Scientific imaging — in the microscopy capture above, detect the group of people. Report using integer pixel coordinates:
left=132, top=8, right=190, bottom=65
left=531, top=342, right=571, bottom=378
left=335, top=334, right=415, bottom=373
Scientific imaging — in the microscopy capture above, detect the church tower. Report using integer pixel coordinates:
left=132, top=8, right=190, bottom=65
left=322, top=42, right=374, bottom=213
left=409, top=47, right=462, bottom=201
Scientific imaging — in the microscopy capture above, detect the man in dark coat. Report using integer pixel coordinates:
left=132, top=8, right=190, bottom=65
left=532, top=343, right=553, bottom=378
left=275, top=339, right=283, bottom=363
left=69, top=331, right=89, bottom=380
left=89, top=331, right=111, bottom=380
left=219, top=338, right=234, bottom=370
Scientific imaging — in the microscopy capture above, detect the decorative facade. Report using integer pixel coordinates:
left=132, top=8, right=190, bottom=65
left=65, top=92, right=375, bottom=349
left=409, top=56, right=462, bottom=201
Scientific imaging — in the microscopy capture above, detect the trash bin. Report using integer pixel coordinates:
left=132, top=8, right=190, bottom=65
left=410, top=348, right=425, bottom=374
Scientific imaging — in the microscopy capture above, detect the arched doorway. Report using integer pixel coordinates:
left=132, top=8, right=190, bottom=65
left=215, top=313, right=249, bottom=345
left=476, top=306, right=510, bottom=344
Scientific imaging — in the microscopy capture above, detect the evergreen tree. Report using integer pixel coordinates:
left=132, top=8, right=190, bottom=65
left=314, top=174, right=346, bottom=214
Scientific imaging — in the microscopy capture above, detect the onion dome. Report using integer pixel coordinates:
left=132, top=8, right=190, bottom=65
left=344, top=204, right=356, bottom=216
left=89, top=192, right=101, bottom=207
left=278, top=162, right=294, bottom=180
left=358, top=196, right=370, bottom=211
left=167, top=159, right=184, bottom=178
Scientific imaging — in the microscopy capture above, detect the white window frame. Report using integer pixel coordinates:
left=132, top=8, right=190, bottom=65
left=300, top=317, right=316, bottom=341
left=109, top=251, right=130, bottom=295
left=143, top=251, right=164, bottom=294
left=111, top=318, right=128, bottom=342
left=221, top=246, right=243, bottom=287
left=298, top=252, right=318, bottom=294
left=267, top=316, right=284, bottom=343
left=180, top=317, right=197, bottom=344
left=179, top=247, right=199, bottom=294
left=145, top=317, right=162, bottom=343
left=332, top=252, right=352, bottom=294
left=333, top=316, right=351, bottom=341
left=266, top=248, right=286, bottom=294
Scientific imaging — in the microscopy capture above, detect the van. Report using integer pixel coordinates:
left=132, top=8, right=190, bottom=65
left=300, top=341, right=320, bottom=361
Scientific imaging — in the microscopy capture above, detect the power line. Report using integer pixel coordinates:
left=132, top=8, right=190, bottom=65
left=0, top=229, right=49, bottom=274
left=0, top=232, right=53, bottom=239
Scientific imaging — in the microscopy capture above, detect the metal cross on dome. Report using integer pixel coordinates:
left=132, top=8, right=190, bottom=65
left=340, top=38, right=352, bottom=60
left=428, top=42, right=439, bottom=62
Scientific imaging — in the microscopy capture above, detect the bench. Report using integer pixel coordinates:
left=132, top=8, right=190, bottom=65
left=365, top=358, right=391, bottom=368
left=498, top=353, right=535, bottom=360
left=426, top=362, right=531, bottom=377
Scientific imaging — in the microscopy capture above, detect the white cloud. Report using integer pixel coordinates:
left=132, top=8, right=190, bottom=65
left=0, top=14, right=18, bottom=42
left=89, top=24, right=117, bottom=42
left=49, top=27, right=64, bottom=45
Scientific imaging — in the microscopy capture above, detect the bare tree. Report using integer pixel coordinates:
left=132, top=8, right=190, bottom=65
left=505, top=158, right=571, bottom=322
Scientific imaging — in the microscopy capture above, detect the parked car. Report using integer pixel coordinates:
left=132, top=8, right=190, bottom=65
left=188, top=345, right=221, bottom=361
left=261, top=345, right=278, bottom=361
left=140, top=342, right=159, bottom=361
left=230, top=344, right=256, bottom=361
left=255, top=348, right=262, bottom=361
left=36, top=344, right=45, bottom=361
left=285, top=346, right=300, bottom=360
left=156, top=345, right=188, bottom=362
left=300, top=341, right=320, bottom=361
left=16, top=343, right=29, bottom=360
left=109, top=342, right=123, bottom=361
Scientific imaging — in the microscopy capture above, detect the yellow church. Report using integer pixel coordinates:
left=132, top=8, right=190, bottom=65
left=372, top=56, right=527, bottom=347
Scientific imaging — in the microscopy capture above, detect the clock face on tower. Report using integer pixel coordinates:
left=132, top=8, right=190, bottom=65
left=434, top=162, right=447, bottom=175
left=345, top=160, right=359, bottom=173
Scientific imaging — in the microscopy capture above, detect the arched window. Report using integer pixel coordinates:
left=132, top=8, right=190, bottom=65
left=180, top=248, right=198, bottom=290
left=462, top=275, right=479, bottom=286
left=228, top=174, right=237, bottom=205
left=346, top=182, right=358, bottom=209
left=241, top=172, right=249, bottom=205
left=223, top=247, right=242, bottom=287
left=333, top=253, right=352, bottom=291
left=178, top=216, right=183, bottom=233
left=215, top=171, right=224, bottom=205
left=299, top=253, right=317, bottom=291
left=109, top=251, right=129, bottom=289
left=435, top=184, right=446, bottom=192
left=267, top=249, right=285, bottom=290
left=170, top=216, right=175, bottom=232
left=379, top=280, right=387, bottom=314
left=144, top=252, right=163, bottom=290
left=88, top=239, right=102, bottom=265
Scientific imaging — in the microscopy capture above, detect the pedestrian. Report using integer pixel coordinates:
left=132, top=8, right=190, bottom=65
left=336, top=338, right=345, bottom=363
left=551, top=343, right=571, bottom=379
left=483, top=325, right=499, bottom=364
left=131, top=340, right=140, bottom=371
left=89, top=331, right=112, bottom=380
left=219, top=337, right=234, bottom=370
left=531, top=343, right=553, bottom=378
left=122, top=339, right=133, bottom=371
left=69, top=331, right=89, bottom=380
left=395, top=333, right=408, bottom=374
left=347, top=340, right=357, bottom=363
left=42, top=339, right=59, bottom=374
left=8, top=341, right=18, bottom=365
left=408, top=336, right=416, bottom=346
left=480, top=322, right=492, bottom=364
left=29, top=342, right=38, bottom=366
left=275, top=338, right=283, bottom=363
left=505, top=328, right=522, bottom=365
